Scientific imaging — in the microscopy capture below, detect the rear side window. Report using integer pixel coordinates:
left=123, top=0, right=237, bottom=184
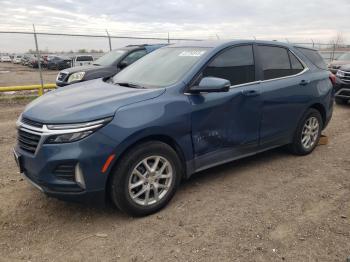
left=295, top=47, right=327, bottom=70
left=257, top=45, right=304, bottom=80
left=76, top=56, right=94, bottom=61
left=202, top=45, right=255, bottom=86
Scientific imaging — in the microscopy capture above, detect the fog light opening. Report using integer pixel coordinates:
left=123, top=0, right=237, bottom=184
left=75, top=163, right=86, bottom=189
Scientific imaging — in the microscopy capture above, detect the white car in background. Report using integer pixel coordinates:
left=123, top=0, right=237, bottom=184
left=1, top=55, right=12, bottom=62
left=13, top=55, right=23, bottom=64
left=72, top=55, right=94, bottom=67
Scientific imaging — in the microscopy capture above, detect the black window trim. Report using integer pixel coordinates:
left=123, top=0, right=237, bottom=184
left=256, top=44, right=309, bottom=83
left=185, top=43, right=260, bottom=94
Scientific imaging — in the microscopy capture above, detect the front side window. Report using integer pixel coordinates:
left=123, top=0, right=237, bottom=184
left=202, top=45, right=255, bottom=86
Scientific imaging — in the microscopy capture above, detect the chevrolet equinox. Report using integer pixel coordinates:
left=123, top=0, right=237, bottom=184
left=14, top=40, right=334, bottom=216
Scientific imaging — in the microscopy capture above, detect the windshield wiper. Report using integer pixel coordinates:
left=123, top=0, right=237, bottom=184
left=115, top=82, right=145, bottom=89
left=93, top=63, right=100, bottom=66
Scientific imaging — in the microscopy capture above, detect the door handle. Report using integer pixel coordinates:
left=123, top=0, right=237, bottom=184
left=241, top=89, right=260, bottom=97
left=299, top=80, right=310, bottom=86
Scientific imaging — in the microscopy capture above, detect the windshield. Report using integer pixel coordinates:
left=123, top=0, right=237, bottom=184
left=94, top=50, right=126, bottom=66
left=336, top=53, right=350, bottom=61
left=112, top=47, right=209, bottom=88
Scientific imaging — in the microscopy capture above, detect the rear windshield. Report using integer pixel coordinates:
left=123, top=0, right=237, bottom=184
left=76, top=56, right=94, bottom=61
left=295, top=47, right=327, bottom=70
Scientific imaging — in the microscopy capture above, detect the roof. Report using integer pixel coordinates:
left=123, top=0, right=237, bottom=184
left=168, top=39, right=295, bottom=49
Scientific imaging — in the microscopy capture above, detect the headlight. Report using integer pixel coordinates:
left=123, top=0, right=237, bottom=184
left=44, top=117, right=112, bottom=144
left=67, top=72, right=85, bottom=83
left=336, top=70, right=345, bottom=78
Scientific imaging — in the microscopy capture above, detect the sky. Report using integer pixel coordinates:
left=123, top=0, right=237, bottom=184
left=0, top=0, right=349, bottom=52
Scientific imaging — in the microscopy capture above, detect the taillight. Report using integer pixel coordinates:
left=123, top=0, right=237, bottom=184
left=329, top=73, right=336, bottom=86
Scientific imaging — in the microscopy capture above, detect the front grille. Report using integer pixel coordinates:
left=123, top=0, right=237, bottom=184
left=57, top=72, right=68, bottom=81
left=21, top=117, right=43, bottom=128
left=53, top=164, right=76, bottom=181
left=17, top=129, right=41, bottom=154
left=339, top=70, right=350, bottom=82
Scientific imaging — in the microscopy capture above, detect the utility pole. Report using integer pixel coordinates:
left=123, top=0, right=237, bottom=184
left=32, top=24, right=44, bottom=96
left=106, top=29, right=112, bottom=51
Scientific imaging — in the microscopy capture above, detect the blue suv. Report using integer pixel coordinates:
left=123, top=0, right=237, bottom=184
left=14, top=40, right=334, bottom=216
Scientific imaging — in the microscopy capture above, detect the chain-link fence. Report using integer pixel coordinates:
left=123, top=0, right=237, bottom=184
left=0, top=27, right=349, bottom=95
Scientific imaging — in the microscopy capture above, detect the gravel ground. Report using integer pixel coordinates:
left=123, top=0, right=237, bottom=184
left=0, top=99, right=349, bottom=262
left=0, top=63, right=58, bottom=87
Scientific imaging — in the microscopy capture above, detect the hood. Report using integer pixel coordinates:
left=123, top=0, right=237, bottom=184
left=329, top=60, right=350, bottom=67
left=340, top=64, right=350, bottom=71
left=61, top=65, right=118, bottom=80
left=23, top=79, right=165, bottom=124
left=61, top=65, right=104, bottom=74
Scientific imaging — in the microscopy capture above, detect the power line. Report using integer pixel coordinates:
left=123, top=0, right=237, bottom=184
left=0, top=31, right=203, bottom=41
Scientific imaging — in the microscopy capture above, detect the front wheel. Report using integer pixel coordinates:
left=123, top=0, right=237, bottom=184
left=109, top=141, right=182, bottom=217
left=288, top=108, right=322, bottom=155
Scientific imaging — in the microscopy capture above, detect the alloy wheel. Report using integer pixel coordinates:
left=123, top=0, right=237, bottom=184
left=301, top=116, right=320, bottom=150
left=128, top=156, right=173, bottom=206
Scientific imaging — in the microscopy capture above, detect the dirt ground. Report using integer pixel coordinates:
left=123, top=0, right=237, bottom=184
left=0, top=63, right=58, bottom=87
left=0, top=98, right=349, bottom=262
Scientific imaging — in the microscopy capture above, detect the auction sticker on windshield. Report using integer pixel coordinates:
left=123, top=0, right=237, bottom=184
left=179, top=50, right=206, bottom=57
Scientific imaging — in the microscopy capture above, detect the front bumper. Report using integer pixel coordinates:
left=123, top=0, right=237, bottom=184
left=21, top=171, right=105, bottom=205
left=334, top=79, right=350, bottom=99
left=14, top=125, right=118, bottom=205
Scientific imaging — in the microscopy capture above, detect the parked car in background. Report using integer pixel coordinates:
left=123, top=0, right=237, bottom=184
left=72, top=55, right=94, bottom=67
left=1, top=55, right=12, bottom=62
left=328, top=52, right=350, bottom=74
left=56, top=44, right=166, bottom=87
left=334, top=65, right=350, bottom=104
left=46, top=56, right=71, bottom=70
left=29, top=55, right=47, bottom=68
left=15, top=40, right=334, bottom=216
left=21, top=54, right=33, bottom=66
left=13, top=55, right=23, bottom=64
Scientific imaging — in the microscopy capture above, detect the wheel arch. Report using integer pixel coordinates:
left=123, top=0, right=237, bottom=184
left=309, top=103, right=326, bottom=128
left=105, top=134, right=188, bottom=197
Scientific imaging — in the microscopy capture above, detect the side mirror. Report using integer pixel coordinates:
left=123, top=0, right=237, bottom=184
left=190, top=77, right=231, bottom=93
left=119, top=61, right=129, bottom=69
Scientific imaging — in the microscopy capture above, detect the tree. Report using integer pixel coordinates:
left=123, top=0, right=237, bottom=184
left=329, top=32, right=346, bottom=48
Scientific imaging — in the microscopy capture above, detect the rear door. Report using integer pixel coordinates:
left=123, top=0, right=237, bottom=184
left=189, top=45, right=262, bottom=171
left=256, top=45, right=307, bottom=147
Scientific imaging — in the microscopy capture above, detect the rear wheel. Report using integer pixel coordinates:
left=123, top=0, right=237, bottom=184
left=335, top=97, right=348, bottom=105
left=289, top=108, right=322, bottom=155
left=109, top=141, right=182, bottom=217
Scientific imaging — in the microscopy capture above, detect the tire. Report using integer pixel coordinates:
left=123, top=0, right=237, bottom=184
left=288, top=108, right=323, bottom=155
left=109, top=141, right=182, bottom=217
left=335, top=97, right=348, bottom=105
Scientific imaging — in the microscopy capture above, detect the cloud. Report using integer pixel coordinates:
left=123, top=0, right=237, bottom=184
left=0, top=0, right=349, bottom=52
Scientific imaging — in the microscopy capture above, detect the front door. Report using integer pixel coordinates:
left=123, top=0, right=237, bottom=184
left=188, top=45, right=262, bottom=171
